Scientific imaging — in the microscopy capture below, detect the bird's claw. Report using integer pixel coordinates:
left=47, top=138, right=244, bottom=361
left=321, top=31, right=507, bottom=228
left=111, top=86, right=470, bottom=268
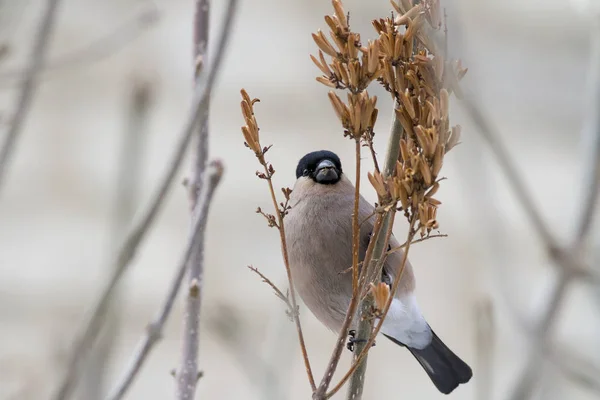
left=346, top=329, right=375, bottom=352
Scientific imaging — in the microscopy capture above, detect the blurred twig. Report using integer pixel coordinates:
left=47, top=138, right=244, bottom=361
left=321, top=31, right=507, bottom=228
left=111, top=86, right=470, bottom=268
left=552, top=344, right=600, bottom=396
left=49, top=1, right=236, bottom=397
left=0, top=5, right=159, bottom=88
left=0, top=0, right=62, bottom=195
left=79, top=81, right=152, bottom=400
left=459, top=16, right=600, bottom=399
left=107, top=161, right=224, bottom=400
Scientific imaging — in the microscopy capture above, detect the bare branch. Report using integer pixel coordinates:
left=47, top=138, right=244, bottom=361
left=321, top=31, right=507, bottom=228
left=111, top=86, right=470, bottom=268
left=248, top=266, right=291, bottom=307
left=49, top=0, right=237, bottom=397
left=106, top=161, right=224, bottom=400
left=552, top=345, right=600, bottom=396
left=0, top=0, right=62, bottom=195
left=0, top=5, right=159, bottom=88
left=175, top=0, right=212, bottom=398
left=459, top=97, right=557, bottom=252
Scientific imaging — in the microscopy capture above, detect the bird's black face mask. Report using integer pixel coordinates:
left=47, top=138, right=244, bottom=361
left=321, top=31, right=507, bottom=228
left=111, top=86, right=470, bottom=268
left=296, top=150, right=343, bottom=185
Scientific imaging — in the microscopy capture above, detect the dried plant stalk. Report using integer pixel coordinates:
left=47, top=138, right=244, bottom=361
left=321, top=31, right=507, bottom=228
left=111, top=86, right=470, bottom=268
left=240, top=90, right=317, bottom=391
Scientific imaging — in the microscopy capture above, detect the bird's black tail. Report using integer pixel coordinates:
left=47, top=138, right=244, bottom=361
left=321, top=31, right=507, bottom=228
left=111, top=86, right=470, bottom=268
left=384, top=331, right=472, bottom=395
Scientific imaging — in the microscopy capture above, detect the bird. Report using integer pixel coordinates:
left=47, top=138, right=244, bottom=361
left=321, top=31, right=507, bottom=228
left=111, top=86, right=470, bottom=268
left=285, top=149, right=472, bottom=395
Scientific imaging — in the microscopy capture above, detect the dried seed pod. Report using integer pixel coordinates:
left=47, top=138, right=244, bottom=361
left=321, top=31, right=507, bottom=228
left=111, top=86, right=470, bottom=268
left=425, top=181, right=440, bottom=198
left=311, top=52, right=332, bottom=75
left=313, top=30, right=337, bottom=57
left=317, top=76, right=337, bottom=88
left=368, top=171, right=387, bottom=198
left=419, top=159, right=433, bottom=186
left=399, top=89, right=416, bottom=119
left=332, top=0, right=348, bottom=29
left=328, top=91, right=348, bottom=125
left=396, top=108, right=415, bottom=138
left=395, top=3, right=423, bottom=25
left=432, top=144, right=443, bottom=176
left=440, top=88, right=449, bottom=119
left=427, top=197, right=442, bottom=206
left=399, top=139, right=410, bottom=162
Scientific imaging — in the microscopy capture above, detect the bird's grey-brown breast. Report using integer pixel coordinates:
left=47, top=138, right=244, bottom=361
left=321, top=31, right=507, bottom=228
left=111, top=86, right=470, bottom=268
left=285, top=178, right=359, bottom=331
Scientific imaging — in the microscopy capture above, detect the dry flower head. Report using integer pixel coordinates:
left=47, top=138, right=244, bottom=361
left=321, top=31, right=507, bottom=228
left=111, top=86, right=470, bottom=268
left=312, top=0, right=467, bottom=236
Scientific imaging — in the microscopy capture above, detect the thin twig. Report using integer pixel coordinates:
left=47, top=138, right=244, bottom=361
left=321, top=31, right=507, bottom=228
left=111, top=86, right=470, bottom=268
left=385, top=233, right=448, bottom=256
left=248, top=266, right=290, bottom=306
left=106, top=161, right=224, bottom=400
left=49, top=2, right=237, bottom=398
left=80, top=81, right=152, bottom=400
left=174, top=0, right=217, bottom=398
left=0, top=0, right=62, bottom=194
left=0, top=5, right=159, bottom=88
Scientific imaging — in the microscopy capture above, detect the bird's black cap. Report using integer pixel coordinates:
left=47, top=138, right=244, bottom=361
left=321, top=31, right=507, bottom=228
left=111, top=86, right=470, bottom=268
left=296, top=150, right=343, bottom=184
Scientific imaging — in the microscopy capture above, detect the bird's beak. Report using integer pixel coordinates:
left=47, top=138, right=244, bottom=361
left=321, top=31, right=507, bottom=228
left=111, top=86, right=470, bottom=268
left=315, top=159, right=339, bottom=183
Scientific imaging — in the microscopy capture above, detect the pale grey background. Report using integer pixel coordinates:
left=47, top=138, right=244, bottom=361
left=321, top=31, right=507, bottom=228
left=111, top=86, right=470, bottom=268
left=0, top=0, right=598, bottom=399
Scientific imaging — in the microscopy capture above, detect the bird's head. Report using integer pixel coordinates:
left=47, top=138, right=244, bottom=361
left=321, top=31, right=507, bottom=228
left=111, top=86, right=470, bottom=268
left=295, top=150, right=343, bottom=185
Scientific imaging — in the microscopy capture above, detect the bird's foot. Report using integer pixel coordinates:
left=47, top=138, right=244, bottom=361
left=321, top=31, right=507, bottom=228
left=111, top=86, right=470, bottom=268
left=346, top=330, right=375, bottom=352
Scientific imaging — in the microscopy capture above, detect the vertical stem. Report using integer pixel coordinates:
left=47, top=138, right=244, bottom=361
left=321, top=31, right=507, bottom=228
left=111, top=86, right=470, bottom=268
left=175, top=1, right=210, bottom=399
left=351, top=138, right=361, bottom=294
left=345, top=106, right=403, bottom=400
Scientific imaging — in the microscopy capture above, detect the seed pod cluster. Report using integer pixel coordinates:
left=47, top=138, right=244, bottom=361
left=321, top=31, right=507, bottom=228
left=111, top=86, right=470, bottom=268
left=311, top=0, right=382, bottom=141
left=369, top=0, right=467, bottom=236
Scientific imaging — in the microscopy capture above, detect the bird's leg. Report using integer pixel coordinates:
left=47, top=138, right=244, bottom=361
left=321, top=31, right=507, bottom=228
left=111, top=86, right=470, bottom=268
left=346, top=329, right=376, bottom=352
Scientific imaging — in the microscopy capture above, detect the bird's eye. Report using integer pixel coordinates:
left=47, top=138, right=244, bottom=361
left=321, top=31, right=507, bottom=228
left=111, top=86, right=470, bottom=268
left=302, top=169, right=310, bottom=176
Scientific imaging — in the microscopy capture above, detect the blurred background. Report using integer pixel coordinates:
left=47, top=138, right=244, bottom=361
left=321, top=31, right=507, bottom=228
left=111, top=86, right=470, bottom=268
left=0, top=0, right=599, bottom=399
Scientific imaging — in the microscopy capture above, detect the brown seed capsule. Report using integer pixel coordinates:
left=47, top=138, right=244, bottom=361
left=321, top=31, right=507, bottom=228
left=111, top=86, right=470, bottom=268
left=311, top=52, right=332, bottom=76
left=312, top=31, right=337, bottom=57
left=396, top=108, right=415, bottom=138
left=395, top=3, right=423, bottom=25
left=432, top=145, right=443, bottom=176
left=332, top=0, right=348, bottom=29
left=425, top=182, right=440, bottom=198
left=420, top=159, right=433, bottom=186
left=317, top=76, right=337, bottom=88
